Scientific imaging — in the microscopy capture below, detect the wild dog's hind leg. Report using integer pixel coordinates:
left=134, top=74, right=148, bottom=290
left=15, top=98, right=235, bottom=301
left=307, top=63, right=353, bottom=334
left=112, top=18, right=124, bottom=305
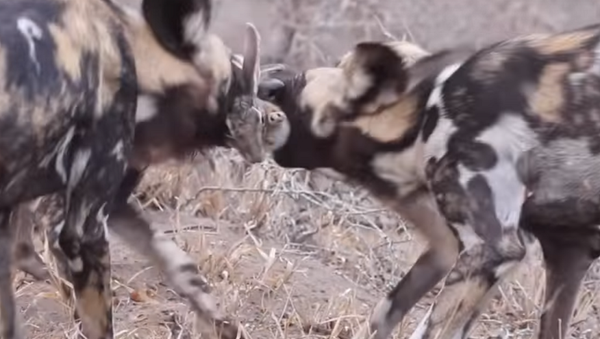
left=0, top=208, right=24, bottom=339
left=409, top=154, right=529, bottom=339
left=529, top=224, right=599, bottom=339
left=352, top=190, right=460, bottom=339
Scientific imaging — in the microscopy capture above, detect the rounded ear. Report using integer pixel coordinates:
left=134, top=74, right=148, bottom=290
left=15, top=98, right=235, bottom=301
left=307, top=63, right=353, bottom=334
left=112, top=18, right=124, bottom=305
left=241, top=22, right=261, bottom=95
left=342, top=42, right=409, bottom=102
left=141, top=0, right=212, bottom=60
left=257, top=78, right=285, bottom=101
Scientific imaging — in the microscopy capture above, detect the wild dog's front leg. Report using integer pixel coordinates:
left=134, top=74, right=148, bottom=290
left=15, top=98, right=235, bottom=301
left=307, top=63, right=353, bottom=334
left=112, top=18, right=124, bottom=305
left=57, top=150, right=123, bottom=339
left=12, top=201, right=50, bottom=281
left=352, top=191, right=460, bottom=339
left=0, top=208, right=24, bottom=339
left=409, top=157, right=528, bottom=339
left=108, top=201, right=245, bottom=339
left=57, top=120, right=134, bottom=338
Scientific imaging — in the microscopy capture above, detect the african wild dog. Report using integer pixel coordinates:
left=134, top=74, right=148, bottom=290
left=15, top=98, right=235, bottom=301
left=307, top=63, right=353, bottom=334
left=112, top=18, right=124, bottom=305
left=13, top=98, right=291, bottom=283
left=11, top=95, right=291, bottom=326
left=257, top=26, right=600, bottom=339
left=0, top=0, right=273, bottom=338
left=0, top=0, right=138, bottom=338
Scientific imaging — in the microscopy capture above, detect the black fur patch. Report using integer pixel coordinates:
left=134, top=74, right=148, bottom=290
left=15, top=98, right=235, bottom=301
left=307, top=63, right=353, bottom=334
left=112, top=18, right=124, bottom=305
left=345, top=42, right=408, bottom=115
left=142, top=0, right=211, bottom=61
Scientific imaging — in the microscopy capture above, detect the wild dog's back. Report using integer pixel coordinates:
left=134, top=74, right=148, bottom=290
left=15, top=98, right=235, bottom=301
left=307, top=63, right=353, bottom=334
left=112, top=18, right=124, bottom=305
left=441, top=23, right=600, bottom=135
left=0, top=0, right=131, bottom=205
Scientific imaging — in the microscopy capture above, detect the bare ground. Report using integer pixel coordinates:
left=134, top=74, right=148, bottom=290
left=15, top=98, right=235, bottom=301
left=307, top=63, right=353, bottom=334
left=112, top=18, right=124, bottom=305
left=13, top=149, right=600, bottom=339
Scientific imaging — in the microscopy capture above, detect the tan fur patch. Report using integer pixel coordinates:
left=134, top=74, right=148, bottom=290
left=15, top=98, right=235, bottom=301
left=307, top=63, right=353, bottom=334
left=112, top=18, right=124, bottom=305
left=528, top=62, right=570, bottom=123
left=527, top=30, right=597, bottom=55
left=58, top=0, right=124, bottom=117
left=123, top=16, right=205, bottom=94
left=347, top=95, right=419, bottom=143
left=48, top=24, right=82, bottom=82
left=75, top=254, right=112, bottom=338
left=302, top=67, right=347, bottom=137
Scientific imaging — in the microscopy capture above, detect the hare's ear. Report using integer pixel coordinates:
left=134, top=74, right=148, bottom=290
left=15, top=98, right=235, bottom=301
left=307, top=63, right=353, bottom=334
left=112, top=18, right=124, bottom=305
left=231, top=53, right=244, bottom=69
left=241, top=23, right=261, bottom=95
left=141, top=0, right=212, bottom=60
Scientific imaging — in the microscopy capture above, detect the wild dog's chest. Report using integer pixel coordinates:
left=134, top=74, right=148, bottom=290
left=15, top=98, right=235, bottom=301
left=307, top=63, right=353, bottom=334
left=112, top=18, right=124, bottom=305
left=333, top=127, right=425, bottom=199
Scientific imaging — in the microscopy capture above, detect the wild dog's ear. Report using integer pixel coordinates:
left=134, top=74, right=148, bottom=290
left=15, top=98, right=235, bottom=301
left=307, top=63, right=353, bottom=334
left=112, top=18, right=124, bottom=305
left=404, top=47, right=474, bottom=93
left=241, top=23, right=261, bottom=95
left=141, top=0, right=212, bottom=61
left=340, top=42, right=410, bottom=115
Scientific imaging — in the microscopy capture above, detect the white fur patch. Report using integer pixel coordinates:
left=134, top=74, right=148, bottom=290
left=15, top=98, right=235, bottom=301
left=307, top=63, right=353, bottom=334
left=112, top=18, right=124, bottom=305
left=183, top=12, right=207, bottom=47
left=17, top=17, right=43, bottom=74
left=135, top=95, right=158, bottom=123
left=68, top=148, right=91, bottom=191
left=371, top=147, right=424, bottom=197
left=51, top=221, right=65, bottom=251
left=111, top=140, right=124, bottom=161
left=95, top=203, right=110, bottom=241
left=425, top=63, right=463, bottom=109
left=55, top=126, right=76, bottom=183
left=68, top=257, right=83, bottom=272
left=474, top=114, right=538, bottom=228
left=423, top=115, right=458, bottom=162
left=345, top=68, right=372, bottom=101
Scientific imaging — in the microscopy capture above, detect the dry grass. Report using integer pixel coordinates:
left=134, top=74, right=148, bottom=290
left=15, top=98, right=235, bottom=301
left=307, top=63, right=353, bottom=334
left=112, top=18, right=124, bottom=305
left=12, top=147, right=600, bottom=339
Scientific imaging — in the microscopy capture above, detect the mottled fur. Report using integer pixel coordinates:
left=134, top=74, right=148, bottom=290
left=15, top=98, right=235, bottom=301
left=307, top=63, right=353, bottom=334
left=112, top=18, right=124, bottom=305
left=0, top=1, right=137, bottom=338
left=258, top=24, right=600, bottom=339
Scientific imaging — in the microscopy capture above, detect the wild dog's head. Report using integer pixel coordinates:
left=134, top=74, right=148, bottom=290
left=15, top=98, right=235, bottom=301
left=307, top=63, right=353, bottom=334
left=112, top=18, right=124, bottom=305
left=307, top=41, right=473, bottom=138
left=256, top=40, right=473, bottom=169
left=125, top=0, right=270, bottom=163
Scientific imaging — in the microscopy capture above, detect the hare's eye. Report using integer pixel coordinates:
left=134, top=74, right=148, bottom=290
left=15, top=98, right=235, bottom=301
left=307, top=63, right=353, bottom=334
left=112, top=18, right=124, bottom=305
left=253, top=107, right=264, bottom=124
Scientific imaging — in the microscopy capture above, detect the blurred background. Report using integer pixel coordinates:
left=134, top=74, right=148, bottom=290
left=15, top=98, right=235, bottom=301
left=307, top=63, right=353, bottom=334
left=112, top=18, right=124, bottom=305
left=123, top=0, right=600, bottom=69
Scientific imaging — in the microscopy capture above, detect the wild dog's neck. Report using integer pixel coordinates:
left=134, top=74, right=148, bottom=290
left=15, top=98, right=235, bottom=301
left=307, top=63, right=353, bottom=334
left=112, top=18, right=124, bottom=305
left=130, top=86, right=229, bottom=169
left=273, top=75, right=435, bottom=202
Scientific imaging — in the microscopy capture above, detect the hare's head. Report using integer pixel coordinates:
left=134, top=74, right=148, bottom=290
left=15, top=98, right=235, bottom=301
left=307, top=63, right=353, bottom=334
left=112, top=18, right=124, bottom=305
left=222, top=23, right=268, bottom=163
